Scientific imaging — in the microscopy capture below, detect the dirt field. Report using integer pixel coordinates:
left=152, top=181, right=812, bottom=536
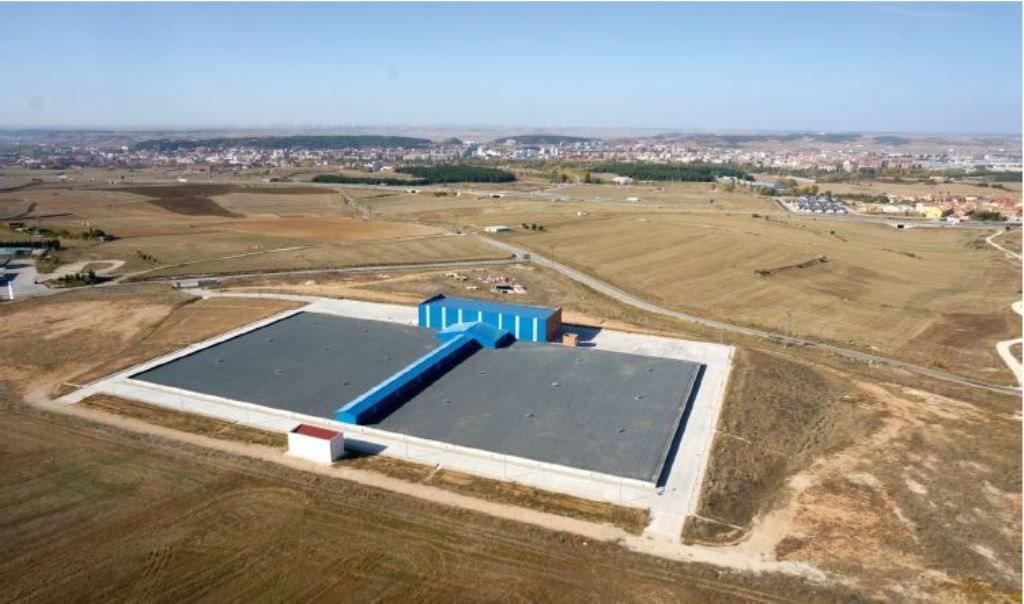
left=688, top=349, right=878, bottom=542
left=62, top=296, right=303, bottom=390
left=0, top=182, right=503, bottom=279
left=117, top=184, right=242, bottom=217
left=213, top=216, right=443, bottom=244
left=135, top=234, right=507, bottom=279
left=80, top=394, right=649, bottom=534
left=0, top=402, right=843, bottom=602
left=467, top=212, right=1020, bottom=383
left=687, top=349, right=1021, bottom=601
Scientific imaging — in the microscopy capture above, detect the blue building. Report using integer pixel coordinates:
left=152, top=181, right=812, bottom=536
left=418, top=295, right=562, bottom=343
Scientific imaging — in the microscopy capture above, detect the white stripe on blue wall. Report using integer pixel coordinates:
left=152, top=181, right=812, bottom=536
left=477, top=310, right=482, bottom=322
left=533, top=317, right=539, bottom=342
left=457, top=308, right=463, bottom=323
left=514, top=315, right=520, bottom=339
left=498, top=314, right=504, bottom=329
left=424, top=307, right=430, bottom=328
left=441, top=307, right=447, bottom=328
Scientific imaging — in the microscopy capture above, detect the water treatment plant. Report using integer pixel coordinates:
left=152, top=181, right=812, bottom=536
left=61, top=293, right=733, bottom=541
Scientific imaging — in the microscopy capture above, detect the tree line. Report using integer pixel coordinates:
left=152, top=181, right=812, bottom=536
left=0, top=239, right=60, bottom=250
left=592, top=162, right=752, bottom=182
left=313, top=164, right=516, bottom=186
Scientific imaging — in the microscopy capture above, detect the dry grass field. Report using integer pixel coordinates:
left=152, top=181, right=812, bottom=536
left=687, top=347, right=1021, bottom=601
left=462, top=212, right=1020, bottom=383
left=0, top=182, right=507, bottom=278
left=0, top=402, right=843, bottom=602
left=137, top=234, right=506, bottom=279
left=79, top=394, right=650, bottom=533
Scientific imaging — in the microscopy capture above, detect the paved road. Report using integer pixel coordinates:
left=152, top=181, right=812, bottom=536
left=996, top=301, right=1022, bottom=386
left=475, top=234, right=1021, bottom=396
left=130, top=256, right=523, bottom=285
left=987, top=228, right=1023, bottom=385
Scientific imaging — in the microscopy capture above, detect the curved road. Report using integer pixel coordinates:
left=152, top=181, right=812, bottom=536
left=996, top=301, right=1022, bottom=386
left=475, top=234, right=1021, bottom=396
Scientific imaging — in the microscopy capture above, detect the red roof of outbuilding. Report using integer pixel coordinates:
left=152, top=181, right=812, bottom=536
left=292, top=424, right=340, bottom=440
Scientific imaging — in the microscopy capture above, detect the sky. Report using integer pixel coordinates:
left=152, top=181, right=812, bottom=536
left=0, top=2, right=1020, bottom=134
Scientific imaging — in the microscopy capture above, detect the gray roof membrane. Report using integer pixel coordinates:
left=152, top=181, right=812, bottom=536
left=134, top=312, right=702, bottom=482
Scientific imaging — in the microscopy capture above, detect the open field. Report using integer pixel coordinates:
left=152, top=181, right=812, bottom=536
left=1, top=401, right=845, bottom=602
left=0, top=267, right=1019, bottom=600
left=80, top=394, right=649, bottom=534
left=62, top=296, right=304, bottom=390
left=212, top=216, right=443, bottom=244
left=0, top=182, right=507, bottom=278
left=687, top=348, right=878, bottom=542
left=80, top=394, right=289, bottom=447
left=686, top=349, right=1021, bottom=600
left=460, top=212, right=1021, bottom=383
left=135, top=234, right=506, bottom=279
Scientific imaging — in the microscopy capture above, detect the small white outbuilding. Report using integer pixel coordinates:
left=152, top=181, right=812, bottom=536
left=287, top=424, right=345, bottom=464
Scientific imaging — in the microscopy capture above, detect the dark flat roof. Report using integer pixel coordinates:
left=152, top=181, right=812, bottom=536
left=134, top=312, right=701, bottom=482
left=376, top=341, right=701, bottom=482
left=133, top=312, right=439, bottom=419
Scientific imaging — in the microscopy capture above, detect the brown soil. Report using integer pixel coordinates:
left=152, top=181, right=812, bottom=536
left=214, top=216, right=442, bottom=244
left=79, top=393, right=650, bottom=534
left=62, top=295, right=302, bottom=391
left=117, top=185, right=241, bottom=217
left=0, top=400, right=843, bottom=602
left=80, top=394, right=288, bottom=448
left=688, top=348, right=880, bottom=539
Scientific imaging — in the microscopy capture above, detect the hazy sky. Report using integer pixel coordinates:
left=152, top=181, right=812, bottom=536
left=1, top=2, right=1020, bottom=133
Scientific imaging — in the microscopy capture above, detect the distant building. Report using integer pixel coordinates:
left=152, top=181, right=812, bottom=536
left=484, top=225, right=511, bottom=233
left=612, top=176, right=634, bottom=185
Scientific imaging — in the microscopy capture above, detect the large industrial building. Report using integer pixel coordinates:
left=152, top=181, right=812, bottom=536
left=132, top=296, right=703, bottom=484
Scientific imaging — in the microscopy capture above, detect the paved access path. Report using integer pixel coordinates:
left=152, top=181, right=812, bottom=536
left=984, top=231, right=1022, bottom=386
left=996, top=301, right=1023, bottom=385
left=475, top=235, right=1021, bottom=396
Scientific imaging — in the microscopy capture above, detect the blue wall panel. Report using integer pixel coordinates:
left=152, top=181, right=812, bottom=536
left=417, top=295, right=561, bottom=342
